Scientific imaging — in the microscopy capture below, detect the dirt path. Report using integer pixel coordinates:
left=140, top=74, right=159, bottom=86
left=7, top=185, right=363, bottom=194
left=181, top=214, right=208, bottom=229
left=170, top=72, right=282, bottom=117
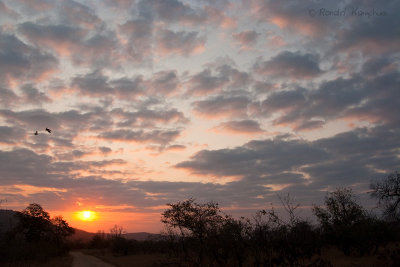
left=70, top=251, right=115, bottom=267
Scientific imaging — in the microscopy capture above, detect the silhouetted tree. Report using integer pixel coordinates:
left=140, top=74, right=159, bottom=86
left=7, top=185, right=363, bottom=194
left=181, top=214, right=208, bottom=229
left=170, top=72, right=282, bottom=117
left=16, top=203, right=52, bottom=242
left=371, top=171, right=400, bottom=221
left=90, top=230, right=108, bottom=249
left=313, top=188, right=366, bottom=229
left=109, top=225, right=128, bottom=255
left=247, top=194, right=321, bottom=267
left=161, top=198, right=224, bottom=265
left=2, top=203, right=74, bottom=263
left=313, top=188, right=367, bottom=254
left=51, top=216, right=74, bottom=248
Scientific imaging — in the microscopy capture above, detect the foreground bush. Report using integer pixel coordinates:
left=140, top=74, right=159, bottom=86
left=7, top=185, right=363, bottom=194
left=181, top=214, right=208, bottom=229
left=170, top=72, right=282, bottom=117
left=0, top=203, right=74, bottom=265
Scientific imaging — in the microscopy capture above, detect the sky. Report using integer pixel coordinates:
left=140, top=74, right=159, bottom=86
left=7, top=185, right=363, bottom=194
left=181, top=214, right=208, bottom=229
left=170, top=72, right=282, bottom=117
left=0, top=0, right=399, bottom=233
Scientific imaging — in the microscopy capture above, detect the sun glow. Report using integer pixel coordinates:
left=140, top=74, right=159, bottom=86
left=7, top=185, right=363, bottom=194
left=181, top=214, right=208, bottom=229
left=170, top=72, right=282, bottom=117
left=76, top=210, right=97, bottom=221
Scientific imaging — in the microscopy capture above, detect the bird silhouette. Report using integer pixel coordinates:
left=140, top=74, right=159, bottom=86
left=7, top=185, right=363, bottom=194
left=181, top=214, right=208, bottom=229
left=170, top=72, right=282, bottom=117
left=34, top=131, right=38, bottom=135
left=45, top=128, right=51, bottom=133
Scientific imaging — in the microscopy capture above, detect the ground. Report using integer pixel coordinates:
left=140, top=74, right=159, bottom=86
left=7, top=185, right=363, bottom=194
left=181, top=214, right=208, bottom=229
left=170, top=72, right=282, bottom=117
left=70, top=251, right=114, bottom=267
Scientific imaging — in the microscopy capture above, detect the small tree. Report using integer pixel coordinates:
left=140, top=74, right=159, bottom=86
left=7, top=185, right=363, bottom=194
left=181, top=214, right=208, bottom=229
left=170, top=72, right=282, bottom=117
left=313, top=188, right=366, bottom=228
left=16, top=203, right=52, bottom=242
left=51, top=216, right=74, bottom=248
left=371, top=171, right=400, bottom=221
left=313, top=188, right=367, bottom=254
left=90, top=230, right=108, bottom=249
left=161, top=198, right=224, bottom=265
left=109, top=225, right=128, bottom=255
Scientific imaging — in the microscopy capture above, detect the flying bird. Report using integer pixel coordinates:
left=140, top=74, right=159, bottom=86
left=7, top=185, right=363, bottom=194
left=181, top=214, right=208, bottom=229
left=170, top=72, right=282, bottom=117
left=45, top=128, right=51, bottom=134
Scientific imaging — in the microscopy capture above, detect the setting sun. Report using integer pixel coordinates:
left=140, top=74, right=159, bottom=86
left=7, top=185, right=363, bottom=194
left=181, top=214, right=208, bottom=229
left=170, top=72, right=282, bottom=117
left=76, top=210, right=97, bottom=221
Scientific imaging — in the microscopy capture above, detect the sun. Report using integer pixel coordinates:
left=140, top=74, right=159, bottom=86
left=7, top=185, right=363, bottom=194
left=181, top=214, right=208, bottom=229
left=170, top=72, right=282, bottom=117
left=83, top=211, right=91, bottom=219
left=77, top=210, right=97, bottom=221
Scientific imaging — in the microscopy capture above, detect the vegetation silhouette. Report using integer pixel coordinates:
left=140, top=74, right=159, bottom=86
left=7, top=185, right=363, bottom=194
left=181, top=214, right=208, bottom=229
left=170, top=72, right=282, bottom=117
left=2, top=172, right=400, bottom=266
left=371, top=171, right=400, bottom=221
left=0, top=203, right=74, bottom=265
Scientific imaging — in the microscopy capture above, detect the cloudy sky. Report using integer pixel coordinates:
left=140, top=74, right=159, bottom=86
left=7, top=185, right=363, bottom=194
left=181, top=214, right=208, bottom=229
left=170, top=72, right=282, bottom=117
left=0, top=0, right=399, bottom=232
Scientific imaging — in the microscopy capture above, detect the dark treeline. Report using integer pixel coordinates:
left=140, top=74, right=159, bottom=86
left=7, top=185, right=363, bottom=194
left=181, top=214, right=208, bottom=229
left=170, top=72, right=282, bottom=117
left=0, top=203, right=74, bottom=265
left=1, top=171, right=400, bottom=266
left=74, top=171, right=400, bottom=266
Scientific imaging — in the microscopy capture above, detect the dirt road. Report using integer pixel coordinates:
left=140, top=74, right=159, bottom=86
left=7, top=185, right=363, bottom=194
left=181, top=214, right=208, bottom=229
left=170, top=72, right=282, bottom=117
left=70, top=251, right=115, bottom=267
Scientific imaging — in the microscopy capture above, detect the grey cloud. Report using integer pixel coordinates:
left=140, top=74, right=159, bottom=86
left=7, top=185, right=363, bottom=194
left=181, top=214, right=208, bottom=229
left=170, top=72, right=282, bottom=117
left=20, top=84, right=51, bottom=105
left=0, top=109, right=59, bottom=130
left=0, top=33, right=58, bottom=84
left=99, top=146, right=112, bottom=154
left=18, top=22, right=85, bottom=46
left=335, top=0, right=400, bottom=54
left=216, top=64, right=252, bottom=90
left=146, top=0, right=207, bottom=25
left=361, top=56, right=396, bottom=76
left=18, top=22, right=118, bottom=68
left=109, top=76, right=145, bottom=99
left=0, top=147, right=268, bottom=210
left=252, top=81, right=277, bottom=95
left=176, top=138, right=330, bottom=180
left=249, top=0, right=342, bottom=37
left=0, top=87, right=18, bottom=107
left=346, top=72, right=400, bottom=126
left=74, top=70, right=116, bottom=95
left=192, top=95, right=251, bottom=118
left=0, top=148, right=56, bottom=186
left=58, top=0, right=102, bottom=29
left=118, top=19, right=154, bottom=63
left=100, top=129, right=180, bottom=146
left=261, top=88, right=307, bottom=113
left=0, top=126, right=25, bottom=144
left=254, top=51, right=322, bottom=79
left=214, top=120, right=263, bottom=134
left=187, top=64, right=251, bottom=96
left=149, top=70, right=180, bottom=95
left=232, top=30, right=259, bottom=49
left=258, top=58, right=400, bottom=130
left=72, top=71, right=145, bottom=99
left=188, top=69, right=229, bottom=95
left=0, top=108, right=111, bottom=148
left=156, top=29, right=205, bottom=56
left=293, top=120, right=325, bottom=131
left=113, top=108, right=188, bottom=128
left=0, top=1, right=19, bottom=19
left=176, top=125, right=400, bottom=192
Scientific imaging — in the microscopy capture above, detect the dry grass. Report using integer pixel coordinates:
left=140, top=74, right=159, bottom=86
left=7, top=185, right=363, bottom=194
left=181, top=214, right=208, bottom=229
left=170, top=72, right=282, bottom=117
left=312, top=242, right=400, bottom=267
left=78, top=243, right=400, bottom=267
left=2, top=254, right=73, bottom=267
left=81, top=249, right=171, bottom=267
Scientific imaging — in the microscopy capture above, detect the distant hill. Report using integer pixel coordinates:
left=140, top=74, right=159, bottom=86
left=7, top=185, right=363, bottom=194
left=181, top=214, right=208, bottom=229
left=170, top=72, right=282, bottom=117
left=67, top=228, right=96, bottom=242
left=1, top=209, right=160, bottom=242
left=123, top=232, right=162, bottom=241
left=68, top=229, right=162, bottom=242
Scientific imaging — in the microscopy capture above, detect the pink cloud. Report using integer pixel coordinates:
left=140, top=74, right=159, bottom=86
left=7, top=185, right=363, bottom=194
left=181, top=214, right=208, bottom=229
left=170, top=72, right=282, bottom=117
left=205, top=6, right=237, bottom=28
left=232, top=30, right=259, bottom=50
left=249, top=0, right=326, bottom=37
left=15, top=0, right=54, bottom=12
left=165, top=145, right=186, bottom=151
left=0, top=1, right=19, bottom=18
left=266, top=33, right=286, bottom=48
left=156, top=29, right=206, bottom=56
